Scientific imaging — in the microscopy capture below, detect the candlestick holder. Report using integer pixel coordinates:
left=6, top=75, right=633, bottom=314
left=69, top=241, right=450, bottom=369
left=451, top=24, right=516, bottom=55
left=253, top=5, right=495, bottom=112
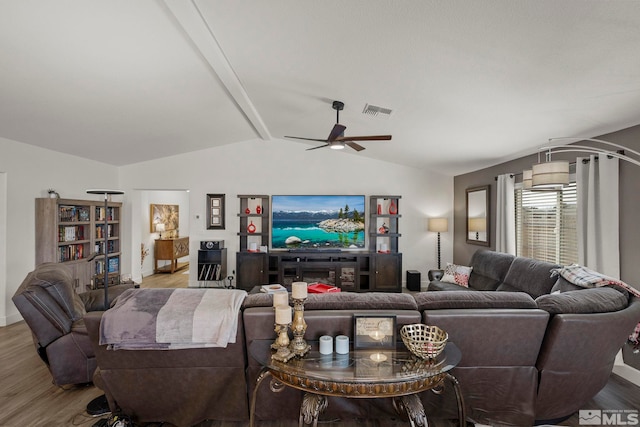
left=271, top=323, right=295, bottom=362
left=289, top=297, right=311, bottom=357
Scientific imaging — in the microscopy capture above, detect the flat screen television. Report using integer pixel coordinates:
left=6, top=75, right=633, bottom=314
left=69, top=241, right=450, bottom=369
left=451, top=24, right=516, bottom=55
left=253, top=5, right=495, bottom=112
left=271, top=195, right=366, bottom=250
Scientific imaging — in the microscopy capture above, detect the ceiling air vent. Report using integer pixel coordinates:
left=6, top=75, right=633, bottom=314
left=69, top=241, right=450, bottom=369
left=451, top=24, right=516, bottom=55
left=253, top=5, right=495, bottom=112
left=362, top=104, right=392, bottom=117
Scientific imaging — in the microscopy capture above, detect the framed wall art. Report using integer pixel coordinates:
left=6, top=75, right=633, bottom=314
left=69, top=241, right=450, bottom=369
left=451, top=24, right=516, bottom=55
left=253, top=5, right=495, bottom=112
left=150, top=204, right=179, bottom=233
left=207, top=194, right=225, bottom=230
left=353, top=314, right=397, bottom=349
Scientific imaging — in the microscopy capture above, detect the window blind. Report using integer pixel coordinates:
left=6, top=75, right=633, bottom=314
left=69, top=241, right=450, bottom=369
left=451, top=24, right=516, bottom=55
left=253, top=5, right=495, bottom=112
left=515, top=183, right=577, bottom=265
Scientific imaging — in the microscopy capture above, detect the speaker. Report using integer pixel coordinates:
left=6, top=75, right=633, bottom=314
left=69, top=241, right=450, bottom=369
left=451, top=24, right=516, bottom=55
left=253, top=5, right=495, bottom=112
left=200, top=240, right=224, bottom=250
left=406, top=270, right=421, bottom=292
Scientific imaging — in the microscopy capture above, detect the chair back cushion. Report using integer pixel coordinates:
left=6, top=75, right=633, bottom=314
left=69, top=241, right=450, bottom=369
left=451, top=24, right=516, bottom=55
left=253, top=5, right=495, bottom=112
left=12, top=263, right=86, bottom=345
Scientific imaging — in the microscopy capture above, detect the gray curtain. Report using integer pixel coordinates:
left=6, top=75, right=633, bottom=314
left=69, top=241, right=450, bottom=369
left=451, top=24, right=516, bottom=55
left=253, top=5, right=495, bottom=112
left=495, top=173, right=516, bottom=254
left=577, top=155, right=620, bottom=277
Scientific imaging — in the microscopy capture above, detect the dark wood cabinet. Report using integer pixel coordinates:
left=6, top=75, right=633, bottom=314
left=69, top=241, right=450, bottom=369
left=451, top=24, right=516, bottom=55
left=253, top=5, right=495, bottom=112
left=372, top=253, right=402, bottom=291
left=236, top=252, right=268, bottom=290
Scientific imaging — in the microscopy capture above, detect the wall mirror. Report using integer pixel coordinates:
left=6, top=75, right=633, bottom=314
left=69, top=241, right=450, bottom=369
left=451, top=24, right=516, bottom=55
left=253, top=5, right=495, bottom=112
left=466, top=185, right=489, bottom=246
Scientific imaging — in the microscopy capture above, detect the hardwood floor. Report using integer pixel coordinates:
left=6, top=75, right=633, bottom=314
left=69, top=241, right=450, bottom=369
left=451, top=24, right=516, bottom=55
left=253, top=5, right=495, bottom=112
left=2, top=271, right=639, bottom=426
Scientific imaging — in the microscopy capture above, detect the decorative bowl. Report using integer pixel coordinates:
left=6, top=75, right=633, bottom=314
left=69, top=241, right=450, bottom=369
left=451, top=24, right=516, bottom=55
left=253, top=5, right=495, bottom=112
left=400, top=324, right=448, bottom=359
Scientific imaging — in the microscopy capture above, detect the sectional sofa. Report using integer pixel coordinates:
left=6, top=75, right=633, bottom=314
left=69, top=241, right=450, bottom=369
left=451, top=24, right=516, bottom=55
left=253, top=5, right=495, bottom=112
left=58, top=250, right=640, bottom=426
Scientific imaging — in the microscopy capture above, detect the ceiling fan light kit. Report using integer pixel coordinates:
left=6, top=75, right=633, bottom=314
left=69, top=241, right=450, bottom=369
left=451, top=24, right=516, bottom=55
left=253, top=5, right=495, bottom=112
left=285, top=100, right=392, bottom=152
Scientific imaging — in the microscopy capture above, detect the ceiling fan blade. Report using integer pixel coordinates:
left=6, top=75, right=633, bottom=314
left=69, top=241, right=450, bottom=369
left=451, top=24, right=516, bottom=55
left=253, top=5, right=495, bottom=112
left=284, top=136, right=329, bottom=142
left=327, top=124, right=347, bottom=142
left=306, top=144, right=330, bottom=151
left=346, top=141, right=366, bottom=152
left=335, top=135, right=392, bottom=142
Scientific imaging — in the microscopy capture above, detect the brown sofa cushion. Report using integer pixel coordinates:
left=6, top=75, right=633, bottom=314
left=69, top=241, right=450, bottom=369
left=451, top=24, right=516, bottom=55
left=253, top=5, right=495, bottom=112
left=414, top=290, right=537, bottom=310
left=535, top=287, right=629, bottom=314
left=242, top=291, right=418, bottom=310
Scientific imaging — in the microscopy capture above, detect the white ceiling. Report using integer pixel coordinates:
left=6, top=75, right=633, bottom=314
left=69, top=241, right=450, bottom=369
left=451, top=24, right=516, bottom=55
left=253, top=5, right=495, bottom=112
left=2, top=1, right=640, bottom=176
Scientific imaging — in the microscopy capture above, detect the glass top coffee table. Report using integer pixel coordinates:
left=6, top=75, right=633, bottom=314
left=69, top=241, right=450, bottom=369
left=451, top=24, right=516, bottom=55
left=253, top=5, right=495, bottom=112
left=249, top=339, right=465, bottom=427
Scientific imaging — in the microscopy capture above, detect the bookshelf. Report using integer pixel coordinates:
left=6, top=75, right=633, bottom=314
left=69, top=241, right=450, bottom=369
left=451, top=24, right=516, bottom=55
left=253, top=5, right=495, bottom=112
left=35, top=197, right=122, bottom=292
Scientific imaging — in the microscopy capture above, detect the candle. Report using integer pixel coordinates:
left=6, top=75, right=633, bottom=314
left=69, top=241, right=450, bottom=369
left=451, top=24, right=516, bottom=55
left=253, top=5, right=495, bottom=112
left=369, top=330, right=385, bottom=341
left=275, top=305, right=291, bottom=325
left=292, top=282, right=308, bottom=299
left=272, top=291, right=289, bottom=307
left=319, top=335, right=333, bottom=355
left=335, top=335, right=349, bottom=354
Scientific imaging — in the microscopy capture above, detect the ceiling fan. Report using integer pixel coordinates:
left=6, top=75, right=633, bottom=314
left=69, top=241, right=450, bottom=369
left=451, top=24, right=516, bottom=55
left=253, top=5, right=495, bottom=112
left=284, top=100, right=392, bottom=151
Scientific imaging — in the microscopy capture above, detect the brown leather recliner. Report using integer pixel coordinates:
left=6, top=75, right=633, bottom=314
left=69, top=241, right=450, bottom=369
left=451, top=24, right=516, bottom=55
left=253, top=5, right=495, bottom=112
left=12, top=263, right=132, bottom=387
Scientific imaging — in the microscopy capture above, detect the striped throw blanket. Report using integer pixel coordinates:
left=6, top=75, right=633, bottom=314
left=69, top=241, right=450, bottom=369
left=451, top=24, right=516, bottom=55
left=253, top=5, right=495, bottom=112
left=551, top=264, right=640, bottom=344
left=99, top=288, right=247, bottom=350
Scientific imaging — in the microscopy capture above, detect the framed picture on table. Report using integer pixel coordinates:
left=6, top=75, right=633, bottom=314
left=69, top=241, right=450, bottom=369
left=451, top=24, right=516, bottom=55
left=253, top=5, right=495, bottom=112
left=353, top=315, right=397, bottom=349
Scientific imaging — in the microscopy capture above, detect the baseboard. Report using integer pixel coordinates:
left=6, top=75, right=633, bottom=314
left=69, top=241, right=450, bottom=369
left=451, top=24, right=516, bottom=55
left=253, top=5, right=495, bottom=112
left=2, top=311, right=24, bottom=326
left=613, top=349, right=640, bottom=386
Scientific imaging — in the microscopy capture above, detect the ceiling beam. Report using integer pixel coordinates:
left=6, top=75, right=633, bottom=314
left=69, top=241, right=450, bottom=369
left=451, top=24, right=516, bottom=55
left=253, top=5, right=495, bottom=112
left=163, top=0, right=272, bottom=140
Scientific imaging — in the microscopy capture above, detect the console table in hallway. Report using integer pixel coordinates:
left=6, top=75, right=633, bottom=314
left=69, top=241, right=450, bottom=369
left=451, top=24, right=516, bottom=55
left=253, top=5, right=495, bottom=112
left=154, top=237, right=189, bottom=274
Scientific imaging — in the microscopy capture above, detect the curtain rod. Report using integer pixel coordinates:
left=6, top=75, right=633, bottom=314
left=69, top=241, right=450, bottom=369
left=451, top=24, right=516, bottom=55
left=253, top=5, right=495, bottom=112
left=494, top=161, right=579, bottom=181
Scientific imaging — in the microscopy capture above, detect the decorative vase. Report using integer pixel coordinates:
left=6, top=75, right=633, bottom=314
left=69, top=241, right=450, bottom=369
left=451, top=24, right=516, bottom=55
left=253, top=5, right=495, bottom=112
left=256, top=205, right=262, bottom=214
left=389, top=200, right=397, bottom=215
left=377, top=204, right=382, bottom=215
left=245, top=207, right=251, bottom=215
left=247, top=221, right=256, bottom=234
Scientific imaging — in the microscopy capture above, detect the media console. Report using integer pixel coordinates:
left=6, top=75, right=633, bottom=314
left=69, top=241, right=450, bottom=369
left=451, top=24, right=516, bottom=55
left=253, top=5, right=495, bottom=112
left=235, top=194, right=402, bottom=293
left=235, top=251, right=401, bottom=293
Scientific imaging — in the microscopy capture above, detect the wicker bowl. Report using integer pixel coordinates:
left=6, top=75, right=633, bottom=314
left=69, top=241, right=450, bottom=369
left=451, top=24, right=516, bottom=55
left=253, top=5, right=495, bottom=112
left=400, top=324, right=448, bottom=359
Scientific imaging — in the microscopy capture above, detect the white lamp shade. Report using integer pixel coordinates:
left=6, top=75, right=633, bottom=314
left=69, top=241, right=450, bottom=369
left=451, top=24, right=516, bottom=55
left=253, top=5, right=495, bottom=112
left=522, top=169, right=533, bottom=189
left=428, top=217, right=448, bottom=232
left=468, top=217, right=486, bottom=232
left=532, top=161, right=569, bottom=188
left=155, top=223, right=166, bottom=232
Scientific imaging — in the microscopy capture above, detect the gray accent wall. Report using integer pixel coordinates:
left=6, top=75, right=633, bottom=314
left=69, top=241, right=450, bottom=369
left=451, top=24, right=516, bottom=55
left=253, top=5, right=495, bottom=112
left=453, top=125, right=640, bottom=289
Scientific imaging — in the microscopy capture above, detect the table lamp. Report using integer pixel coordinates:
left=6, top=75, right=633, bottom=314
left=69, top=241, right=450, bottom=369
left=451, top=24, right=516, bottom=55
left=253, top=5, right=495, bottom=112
left=155, top=223, right=166, bottom=239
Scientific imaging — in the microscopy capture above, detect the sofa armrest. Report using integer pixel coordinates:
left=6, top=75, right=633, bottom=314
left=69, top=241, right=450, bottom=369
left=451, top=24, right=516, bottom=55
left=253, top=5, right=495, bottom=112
left=79, top=284, right=135, bottom=312
left=428, top=269, right=444, bottom=281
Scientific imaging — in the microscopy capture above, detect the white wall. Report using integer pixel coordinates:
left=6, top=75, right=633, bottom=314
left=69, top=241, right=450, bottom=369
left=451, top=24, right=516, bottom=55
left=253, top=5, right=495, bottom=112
left=0, top=137, right=119, bottom=326
left=119, top=138, right=454, bottom=287
left=1, top=136, right=453, bottom=325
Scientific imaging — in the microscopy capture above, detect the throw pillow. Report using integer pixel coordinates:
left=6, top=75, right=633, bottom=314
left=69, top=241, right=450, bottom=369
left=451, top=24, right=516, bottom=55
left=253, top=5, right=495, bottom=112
left=441, top=263, right=473, bottom=288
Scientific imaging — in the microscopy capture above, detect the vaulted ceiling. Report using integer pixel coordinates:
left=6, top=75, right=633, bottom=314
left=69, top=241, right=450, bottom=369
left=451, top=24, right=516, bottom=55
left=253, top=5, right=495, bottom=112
left=2, top=1, right=640, bottom=175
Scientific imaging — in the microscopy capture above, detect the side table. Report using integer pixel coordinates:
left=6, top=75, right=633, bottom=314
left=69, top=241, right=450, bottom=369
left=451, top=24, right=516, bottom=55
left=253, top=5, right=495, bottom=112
left=249, top=340, right=465, bottom=427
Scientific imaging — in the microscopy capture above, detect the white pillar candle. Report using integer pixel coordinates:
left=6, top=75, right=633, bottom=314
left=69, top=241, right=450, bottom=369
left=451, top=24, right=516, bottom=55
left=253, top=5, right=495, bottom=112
left=319, top=335, right=333, bottom=355
left=275, top=305, right=291, bottom=325
left=335, top=335, right=349, bottom=354
left=272, top=291, right=289, bottom=307
left=292, top=282, right=308, bottom=299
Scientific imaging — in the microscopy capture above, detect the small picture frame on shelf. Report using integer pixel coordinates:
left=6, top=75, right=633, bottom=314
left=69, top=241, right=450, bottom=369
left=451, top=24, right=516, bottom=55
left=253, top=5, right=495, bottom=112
left=207, top=194, right=225, bottom=230
left=353, top=315, right=397, bottom=349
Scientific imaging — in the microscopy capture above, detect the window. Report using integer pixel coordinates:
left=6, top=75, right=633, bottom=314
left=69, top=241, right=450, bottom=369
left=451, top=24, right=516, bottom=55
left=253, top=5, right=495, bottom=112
left=515, top=183, right=577, bottom=265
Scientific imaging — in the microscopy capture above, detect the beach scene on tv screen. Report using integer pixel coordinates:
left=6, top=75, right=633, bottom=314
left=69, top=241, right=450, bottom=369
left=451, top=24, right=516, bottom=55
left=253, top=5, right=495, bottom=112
left=272, top=195, right=365, bottom=249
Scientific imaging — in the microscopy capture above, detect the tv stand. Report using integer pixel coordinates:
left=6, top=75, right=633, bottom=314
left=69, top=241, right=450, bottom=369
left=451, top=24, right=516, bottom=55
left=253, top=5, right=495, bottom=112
left=236, top=250, right=401, bottom=293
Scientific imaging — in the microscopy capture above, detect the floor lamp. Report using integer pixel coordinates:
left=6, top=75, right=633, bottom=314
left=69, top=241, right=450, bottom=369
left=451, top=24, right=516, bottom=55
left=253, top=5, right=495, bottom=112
left=86, top=189, right=124, bottom=310
left=428, top=218, right=448, bottom=270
